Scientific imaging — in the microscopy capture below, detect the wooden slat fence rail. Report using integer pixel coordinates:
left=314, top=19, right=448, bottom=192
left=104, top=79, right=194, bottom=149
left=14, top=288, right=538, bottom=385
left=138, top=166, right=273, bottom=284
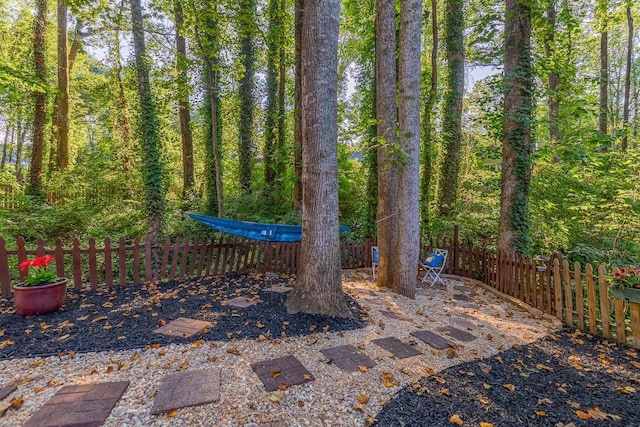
left=0, top=235, right=366, bottom=296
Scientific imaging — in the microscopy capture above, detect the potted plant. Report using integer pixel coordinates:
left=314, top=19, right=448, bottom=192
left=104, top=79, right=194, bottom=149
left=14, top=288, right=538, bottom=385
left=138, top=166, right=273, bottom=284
left=13, top=255, right=68, bottom=316
left=609, top=267, right=640, bottom=304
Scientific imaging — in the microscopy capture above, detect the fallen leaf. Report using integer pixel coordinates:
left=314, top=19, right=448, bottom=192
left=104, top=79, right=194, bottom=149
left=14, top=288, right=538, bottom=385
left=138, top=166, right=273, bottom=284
left=537, top=398, right=552, bottom=405
left=270, top=391, right=285, bottom=402
left=536, top=363, right=554, bottom=372
left=358, top=366, right=367, bottom=372
left=534, top=410, right=546, bottom=417
left=503, top=384, right=515, bottom=392
left=358, top=394, right=370, bottom=404
left=303, top=374, right=312, bottom=381
left=167, top=410, right=177, bottom=417
left=440, top=388, right=451, bottom=396
left=0, top=340, right=15, bottom=349
left=449, top=414, right=464, bottom=425
left=478, top=363, right=492, bottom=374
left=434, top=376, right=446, bottom=384
left=157, top=319, right=167, bottom=326
left=616, top=386, right=636, bottom=394
left=567, top=401, right=581, bottom=410
left=479, top=397, right=489, bottom=405
left=270, top=371, right=282, bottom=378
left=482, top=383, right=491, bottom=390
left=178, top=361, right=189, bottom=371
left=480, top=423, right=494, bottom=427
left=587, top=407, right=608, bottom=420
left=575, top=410, right=590, bottom=420
left=34, top=387, right=44, bottom=393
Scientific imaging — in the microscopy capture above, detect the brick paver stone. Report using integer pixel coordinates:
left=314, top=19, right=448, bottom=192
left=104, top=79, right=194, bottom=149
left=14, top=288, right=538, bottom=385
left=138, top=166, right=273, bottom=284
left=226, top=296, right=261, bottom=308
left=437, top=325, right=477, bottom=342
left=0, top=385, right=16, bottom=402
left=371, top=337, right=421, bottom=359
left=154, top=317, right=212, bottom=337
left=150, top=368, right=221, bottom=415
left=410, top=330, right=452, bottom=350
left=320, top=345, right=377, bottom=372
left=23, top=381, right=129, bottom=427
left=251, top=355, right=314, bottom=392
left=379, top=310, right=412, bottom=321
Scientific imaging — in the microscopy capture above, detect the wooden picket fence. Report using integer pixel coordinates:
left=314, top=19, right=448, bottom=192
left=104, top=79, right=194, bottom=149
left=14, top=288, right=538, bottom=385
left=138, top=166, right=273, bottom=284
left=1, top=225, right=638, bottom=348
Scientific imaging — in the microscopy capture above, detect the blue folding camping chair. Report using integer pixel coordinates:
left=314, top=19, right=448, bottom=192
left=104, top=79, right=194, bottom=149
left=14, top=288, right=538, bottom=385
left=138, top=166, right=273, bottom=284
left=371, top=246, right=379, bottom=281
left=420, top=248, right=448, bottom=286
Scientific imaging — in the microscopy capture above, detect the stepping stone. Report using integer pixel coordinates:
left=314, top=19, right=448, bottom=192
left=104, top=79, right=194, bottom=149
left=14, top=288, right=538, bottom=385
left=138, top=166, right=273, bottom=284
left=371, top=337, right=421, bottom=359
left=454, top=285, right=474, bottom=293
left=0, top=385, right=16, bottom=402
left=154, top=317, right=212, bottom=338
left=456, top=302, right=480, bottom=310
left=437, top=325, right=477, bottom=342
left=263, top=286, right=292, bottom=293
left=380, top=310, right=412, bottom=321
left=251, top=422, right=286, bottom=427
left=251, top=355, right=314, bottom=392
left=320, top=345, right=377, bottom=372
left=226, top=296, right=262, bottom=308
left=452, top=293, right=473, bottom=302
left=23, top=381, right=129, bottom=427
left=410, top=330, right=453, bottom=350
left=151, top=368, right=220, bottom=415
left=417, top=288, right=439, bottom=297
left=451, top=316, right=476, bottom=330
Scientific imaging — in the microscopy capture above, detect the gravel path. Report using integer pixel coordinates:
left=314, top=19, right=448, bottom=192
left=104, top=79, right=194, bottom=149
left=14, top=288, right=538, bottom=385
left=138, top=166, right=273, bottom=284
left=0, top=271, right=569, bottom=426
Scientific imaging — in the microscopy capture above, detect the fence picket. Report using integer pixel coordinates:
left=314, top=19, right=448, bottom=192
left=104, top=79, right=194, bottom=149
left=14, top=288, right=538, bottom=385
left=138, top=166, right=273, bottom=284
left=104, top=237, right=113, bottom=287
left=72, top=238, right=82, bottom=290
left=585, top=264, right=598, bottom=334
left=159, top=237, right=171, bottom=279
left=132, top=237, right=141, bottom=285
left=631, top=303, right=640, bottom=348
left=574, top=262, right=585, bottom=331
left=88, top=238, right=98, bottom=290
left=54, top=238, right=65, bottom=280
left=169, top=237, right=181, bottom=281
left=17, top=237, right=27, bottom=282
left=0, top=238, right=9, bottom=296
left=614, top=299, right=627, bottom=343
left=118, top=237, right=127, bottom=285
left=562, top=260, right=573, bottom=327
left=144, top=235, right=152, bottom=282
left=597, top=265, right=611, bottom=339
left=553, top=258, right=563, bottom=319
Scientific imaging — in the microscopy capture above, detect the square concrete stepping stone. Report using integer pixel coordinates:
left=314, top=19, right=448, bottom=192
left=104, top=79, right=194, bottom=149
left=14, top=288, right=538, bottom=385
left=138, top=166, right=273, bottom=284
left=437, top=325, right=477, bottom=342
left=371, top=337, right=421, bottom=359
left=456, top=301, right=480, bottom=310
left=320, top=345, right=377, bottom=372
left=451, top=316, right=476, bottom=330
left=150, top=368, right=220, bottom=415
left=380, top=310, right=412, bottom=321
left=226, top=296, right=262, bottom=308
left=410, top=330, right=452, bottom=350
left=452, top=293, right=473, bottom=302
left=251, top=355, right=314, bottom=392
left=23, top=381, right=129, bottom=427
left=0, top=385, right=16, bottom=402
left=417, top=288, right=439, bottom=297
left=154, top=317, right=212, bottom=338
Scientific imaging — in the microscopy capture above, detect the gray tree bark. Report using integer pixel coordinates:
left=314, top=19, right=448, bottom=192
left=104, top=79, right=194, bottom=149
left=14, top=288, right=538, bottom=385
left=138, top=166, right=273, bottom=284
left=286, top=0, right=352, bottom=318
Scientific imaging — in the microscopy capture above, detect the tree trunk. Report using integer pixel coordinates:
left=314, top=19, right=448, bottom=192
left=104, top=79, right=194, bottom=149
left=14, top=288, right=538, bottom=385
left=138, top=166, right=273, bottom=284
left=264, top=0, right=279, bottom=190
left=238, top=0, right=256, bottom=194
left=15, top=118, right=24, bottom=183
left=394, top=0, right=422, bottom=299
left=545, top=0, right=559, bottom=145
left=365, top=76, right=378, bottom=240
left=27, top=0, right=47, bottom=198
left=1, top=120, right=9, bottom=170
left=375, top=0, right=399, bottom=291
left=437, top=0, right=464, bottom=215
left=275, top=0, right=286, bottom=191
left=114, top=29, right=132, bottom=170
left=174, top=0, right=194, bottom=193
left=599, top=29, right=608, bottom=137
left=293, top=0, right=303, bottom=210
left=621, top=3, right=632, bottom=152
left=420, top=0, right=438, bottom=231
left=130, top=0, right=165, bottom=277
left=56, top=0, right=69, bottom=170
left=498, top=0, right=533, bottom=254
left=286, top=0, right=352, bottom=318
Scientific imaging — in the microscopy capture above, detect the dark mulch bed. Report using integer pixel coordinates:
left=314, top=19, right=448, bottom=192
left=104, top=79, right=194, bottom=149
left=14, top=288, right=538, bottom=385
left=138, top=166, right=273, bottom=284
left=373, top=329, right=640, bottom=427
left=0, top=274, right=365, bottom=360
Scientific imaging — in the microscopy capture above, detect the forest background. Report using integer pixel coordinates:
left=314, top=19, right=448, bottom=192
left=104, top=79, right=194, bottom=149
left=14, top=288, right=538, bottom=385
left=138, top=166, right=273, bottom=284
left=0, top=0, right=638, bottom=267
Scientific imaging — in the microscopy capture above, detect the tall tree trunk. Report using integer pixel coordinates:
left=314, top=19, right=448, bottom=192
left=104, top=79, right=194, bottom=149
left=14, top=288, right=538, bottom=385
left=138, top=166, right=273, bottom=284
left=599, top=29, right=608, bottom=137
left=275, top=0, right=286, bottom=190
left=621, top=3, right=632, bottom=152
left=420, top=0, right=438, bottom=232
left=27, top=0, right=47, bottom=198
left=394, top=0, right=422, bottom=299
left=375, top=0, right=399, bottom=291
left=238, top=0, right=256, bottom=194
left=498, top=0, right=533, bottom=254
left=437, top=0, right=463, bottom=215
left=365, top=76, right=378, bottom=239
left=174, top=0, right=194, bottom=193
left=114, top=29, right=132, bottom=170
left=56, top=0, right=70, bottom=170
left=545, top=0, right=559, bottom=145
left=293, top=0, right=303, bottom=210
left=1, top=120, right=9, bottom=170
left=130, top=0, right=166, bottom=277
left=286, top=0, right=352, bottom=318
left=16, top=116, right=26, bottom=183
left=264, top=0, right=279, bottom=190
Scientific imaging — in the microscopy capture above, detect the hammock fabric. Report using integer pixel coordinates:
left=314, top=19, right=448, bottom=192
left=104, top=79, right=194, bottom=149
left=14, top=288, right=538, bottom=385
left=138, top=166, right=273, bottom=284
left=189, top=213, right=350, bottom=242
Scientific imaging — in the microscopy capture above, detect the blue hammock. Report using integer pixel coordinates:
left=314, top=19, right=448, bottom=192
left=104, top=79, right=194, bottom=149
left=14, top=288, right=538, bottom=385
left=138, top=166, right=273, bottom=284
left=189, top=213, right=350, bottom=242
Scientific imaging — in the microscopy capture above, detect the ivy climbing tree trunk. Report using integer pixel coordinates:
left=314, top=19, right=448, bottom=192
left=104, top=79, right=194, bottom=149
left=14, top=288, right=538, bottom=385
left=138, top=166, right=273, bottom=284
left=375, top=0, right=398, bottom=291
left=27, top=0, right=47, bottom=199
left=293, top=0, right=303, bottom=210
left=621, top=2, right=632, bottom=152
left=437, top=0, right=464, bottom=216
left=56, top=0, right=69, bottom=171
left=498, top=0, right=533, bottom=254
left=394, top=0, right=422, bottom=299
left=129, top=0, right=166, bottom=277
left=264, top=0, right=279, bottom=193
left=420, top=0, right=438, bottom=231
left=114, top=29, right=132, bottom=170
left=174, top=0, right=194, bottom=194
left=286, top=0, right=352, bottom=318
left=238, top=0, right=256, bottom=194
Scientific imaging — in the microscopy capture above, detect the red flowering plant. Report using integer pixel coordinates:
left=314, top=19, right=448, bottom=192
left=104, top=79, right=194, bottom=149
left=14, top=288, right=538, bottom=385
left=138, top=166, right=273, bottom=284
left=609, top=267, right=640, bottom=289
left=19, top=255, right=58, bottom=287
